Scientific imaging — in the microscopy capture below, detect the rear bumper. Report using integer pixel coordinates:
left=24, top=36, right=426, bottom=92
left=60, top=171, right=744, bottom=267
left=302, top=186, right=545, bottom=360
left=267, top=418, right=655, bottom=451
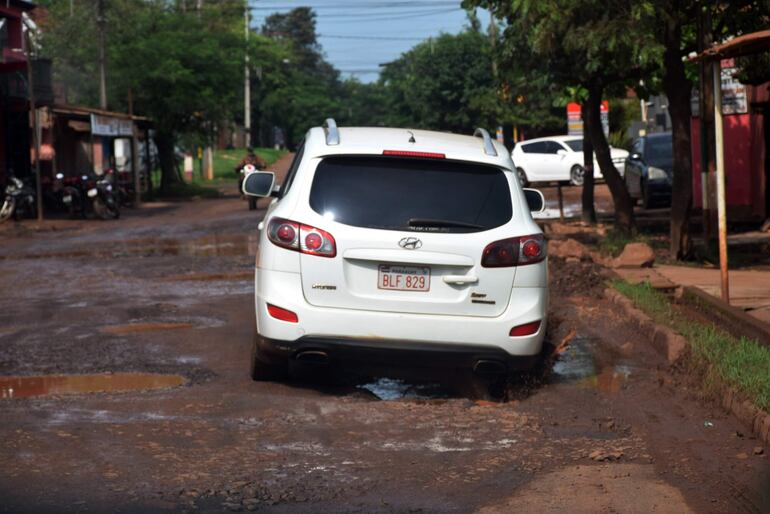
left=256, top=336, right=540, bottom=373
left=255, top=269, right=548, bottom=358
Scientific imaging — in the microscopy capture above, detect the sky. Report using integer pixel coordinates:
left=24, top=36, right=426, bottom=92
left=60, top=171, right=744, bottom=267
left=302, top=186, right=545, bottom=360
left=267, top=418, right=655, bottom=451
left=248, top=1, right=485, bottom=83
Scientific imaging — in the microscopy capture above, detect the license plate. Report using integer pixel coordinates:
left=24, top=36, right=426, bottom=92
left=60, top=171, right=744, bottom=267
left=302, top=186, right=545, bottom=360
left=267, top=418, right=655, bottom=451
left=378, top=264, right=430, bottom=291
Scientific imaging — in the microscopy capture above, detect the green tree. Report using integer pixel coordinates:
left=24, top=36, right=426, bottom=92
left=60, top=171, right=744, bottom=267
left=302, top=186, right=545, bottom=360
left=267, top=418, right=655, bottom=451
left=39, top=0, right=246, bottom=192
left=378, top=30, right=499, bottom=133
left=468, top=0, right=663, bottom=234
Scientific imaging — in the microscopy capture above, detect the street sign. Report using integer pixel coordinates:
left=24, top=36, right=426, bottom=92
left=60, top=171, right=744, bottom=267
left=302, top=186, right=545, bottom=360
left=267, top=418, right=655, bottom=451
left=90, top=114, right=134, bottom=137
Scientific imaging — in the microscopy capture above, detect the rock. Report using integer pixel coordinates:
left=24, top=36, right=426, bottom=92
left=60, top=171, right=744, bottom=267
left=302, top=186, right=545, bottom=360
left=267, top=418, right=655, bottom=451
left=243, top=499, right=260, bottom=511
left=753, top=446, right=764, bottom=455
left=589, top=449, right=624, bottom=461
left=613, top=242, right=655, bottom=268
left=736, top=452, right=749, bottom=460
left=549, top=238, right=591, bottom=261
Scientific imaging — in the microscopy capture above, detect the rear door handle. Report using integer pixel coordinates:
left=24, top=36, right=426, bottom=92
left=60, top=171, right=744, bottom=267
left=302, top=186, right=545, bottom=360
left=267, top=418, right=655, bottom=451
left=442, top=275, right=479, bottom=285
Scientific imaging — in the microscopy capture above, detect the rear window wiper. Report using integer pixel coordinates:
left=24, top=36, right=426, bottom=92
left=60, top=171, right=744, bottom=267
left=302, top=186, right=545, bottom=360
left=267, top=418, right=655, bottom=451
left=407, top=218, right=483, bottom=229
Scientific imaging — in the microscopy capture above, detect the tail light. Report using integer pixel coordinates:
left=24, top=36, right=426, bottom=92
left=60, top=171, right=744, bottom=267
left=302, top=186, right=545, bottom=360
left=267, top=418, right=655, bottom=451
left=266, top=217, right=336, bottom=257
left=481, top=233, right=546, bottom=267
left=267, top=303, right=298, bottom=323
left=510, top=320, right=541, bottom=336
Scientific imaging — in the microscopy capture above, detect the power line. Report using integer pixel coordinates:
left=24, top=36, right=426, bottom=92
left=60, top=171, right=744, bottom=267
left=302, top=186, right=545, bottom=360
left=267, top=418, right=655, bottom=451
left=319, top=34, right=426, bottom=41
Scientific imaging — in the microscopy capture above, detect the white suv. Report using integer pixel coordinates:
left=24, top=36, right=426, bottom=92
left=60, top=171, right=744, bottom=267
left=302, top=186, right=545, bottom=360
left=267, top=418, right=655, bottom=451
left=242, top=120, right=548, bottom=384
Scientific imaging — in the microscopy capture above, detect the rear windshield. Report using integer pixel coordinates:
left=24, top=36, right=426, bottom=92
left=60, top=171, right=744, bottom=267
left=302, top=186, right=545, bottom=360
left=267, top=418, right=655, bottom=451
left=309, top=156, right=513, bottom=233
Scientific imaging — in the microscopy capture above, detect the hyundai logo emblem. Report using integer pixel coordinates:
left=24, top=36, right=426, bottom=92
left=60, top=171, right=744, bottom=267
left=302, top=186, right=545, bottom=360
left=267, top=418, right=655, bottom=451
left=398, top=237, right=422, bottom=250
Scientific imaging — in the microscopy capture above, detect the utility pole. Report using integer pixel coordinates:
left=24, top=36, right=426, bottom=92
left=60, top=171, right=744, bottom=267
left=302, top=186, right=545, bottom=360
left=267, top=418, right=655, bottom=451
left=97, top=0, right=107, bottom=110
left=70, top=0, right=74, bottom=17
left=244, top=4, right=251, bottom=148
left=489, top=12, right=498, bottom=78
left=712, top=62, right=729, bottom=303
left=25, top=29, right=43, bottom=222
left=128, top=88, right=141, bottom=207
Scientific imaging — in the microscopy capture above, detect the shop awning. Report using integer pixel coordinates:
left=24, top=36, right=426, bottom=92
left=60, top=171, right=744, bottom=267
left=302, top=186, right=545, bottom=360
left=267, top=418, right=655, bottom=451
left=690, top=29, right=770, bottom=62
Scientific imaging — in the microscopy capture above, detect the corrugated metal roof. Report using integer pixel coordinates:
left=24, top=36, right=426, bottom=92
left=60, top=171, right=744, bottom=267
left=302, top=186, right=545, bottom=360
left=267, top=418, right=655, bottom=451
left=51, top=104, right=150, bottom=122
left=690, top=29, right=770, bottom=62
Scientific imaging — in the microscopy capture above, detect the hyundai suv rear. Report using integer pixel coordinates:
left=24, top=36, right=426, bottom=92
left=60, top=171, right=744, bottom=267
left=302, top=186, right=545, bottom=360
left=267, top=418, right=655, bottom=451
left=242, top=120, right=548, bottom=384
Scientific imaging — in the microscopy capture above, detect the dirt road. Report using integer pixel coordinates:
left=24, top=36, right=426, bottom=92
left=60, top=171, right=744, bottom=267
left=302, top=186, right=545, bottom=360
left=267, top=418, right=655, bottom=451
left=0, top=171, right=768, bottom=513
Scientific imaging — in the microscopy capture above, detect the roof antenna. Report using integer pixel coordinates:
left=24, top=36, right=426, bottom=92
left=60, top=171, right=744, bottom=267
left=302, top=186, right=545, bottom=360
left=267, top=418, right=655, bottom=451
left=407, top=131, right=416, bottom=143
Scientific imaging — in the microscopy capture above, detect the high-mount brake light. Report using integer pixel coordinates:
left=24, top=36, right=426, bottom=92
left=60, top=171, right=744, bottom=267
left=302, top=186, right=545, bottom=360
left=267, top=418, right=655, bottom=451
left=267, top=303, right=298, bottom=323
left=382, top=150, right=446, bottom=159
left=509, top=320, right=541, bottom=337
left=481, top=233, right=546, bottom=267
left=266, top=217, right=336, bottom=257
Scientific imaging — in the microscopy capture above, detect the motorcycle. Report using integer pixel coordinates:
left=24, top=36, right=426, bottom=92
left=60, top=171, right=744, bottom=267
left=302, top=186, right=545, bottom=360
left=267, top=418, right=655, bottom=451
left=0, top=175, right=36, bottom=222
left=239, top=163, right=258, bottom=211
left=91, top=171, right=120, bottom=220
left=60, top=172, right=119, bottom=220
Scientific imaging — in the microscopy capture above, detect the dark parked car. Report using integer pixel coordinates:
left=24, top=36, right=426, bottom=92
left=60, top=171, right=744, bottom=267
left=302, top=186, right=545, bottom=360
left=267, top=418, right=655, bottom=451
left=624, top=132, right=673, bottom=208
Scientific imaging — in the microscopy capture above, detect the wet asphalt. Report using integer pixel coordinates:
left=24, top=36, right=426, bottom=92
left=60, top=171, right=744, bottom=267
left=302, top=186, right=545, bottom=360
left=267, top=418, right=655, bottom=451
left=0, top=191, right=768, bottom=513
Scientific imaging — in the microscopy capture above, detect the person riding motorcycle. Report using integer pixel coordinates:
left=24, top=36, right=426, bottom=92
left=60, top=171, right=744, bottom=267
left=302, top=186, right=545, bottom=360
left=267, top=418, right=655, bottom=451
left=236, top=148, right=267, bottom=211
left=235, top=148, right=266, bottom=175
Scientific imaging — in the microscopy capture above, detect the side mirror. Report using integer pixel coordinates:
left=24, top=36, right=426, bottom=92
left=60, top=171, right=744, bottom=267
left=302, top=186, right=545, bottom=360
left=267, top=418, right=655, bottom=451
left=242, top=171, right=276, bottom=197
left=556, top=149, right=567, bottom=157
left=523, top=188, right=545, bottom=213
left=630, top=153, right=642, bottom=161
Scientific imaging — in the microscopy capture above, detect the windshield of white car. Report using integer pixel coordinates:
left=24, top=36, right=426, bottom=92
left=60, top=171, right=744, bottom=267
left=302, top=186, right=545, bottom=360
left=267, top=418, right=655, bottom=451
left=309, top=156, right=513, bottom=233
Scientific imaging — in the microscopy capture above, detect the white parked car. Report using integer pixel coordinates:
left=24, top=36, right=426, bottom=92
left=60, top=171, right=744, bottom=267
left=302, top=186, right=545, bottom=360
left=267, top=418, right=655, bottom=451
left=242, top=120, right=549, bottom=390
left=511, top=135, right=629, bottom=186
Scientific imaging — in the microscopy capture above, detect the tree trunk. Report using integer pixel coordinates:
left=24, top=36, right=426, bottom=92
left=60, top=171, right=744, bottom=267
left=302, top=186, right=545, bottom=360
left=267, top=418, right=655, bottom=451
left=663, top=18, right=694, bottom=260
left=581, top=102, right=597, bottom=224
left=585, top=84, right=635, bottom=234
left=155, top=129, right=182, bottom=193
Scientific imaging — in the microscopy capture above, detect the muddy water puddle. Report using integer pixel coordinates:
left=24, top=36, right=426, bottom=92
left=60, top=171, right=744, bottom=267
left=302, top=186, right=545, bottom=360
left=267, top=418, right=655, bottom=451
left=358, top=378, right=453, bottom=401
left=0, top=373, right=186, bottom=399
left=552, top=336, right=632, bottom=394
left=0, top=234, right=258, bottom=261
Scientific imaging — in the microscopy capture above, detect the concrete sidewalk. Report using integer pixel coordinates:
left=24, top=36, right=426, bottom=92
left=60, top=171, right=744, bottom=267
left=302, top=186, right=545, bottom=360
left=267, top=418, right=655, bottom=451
left=654, top=265, right=770, bottom=326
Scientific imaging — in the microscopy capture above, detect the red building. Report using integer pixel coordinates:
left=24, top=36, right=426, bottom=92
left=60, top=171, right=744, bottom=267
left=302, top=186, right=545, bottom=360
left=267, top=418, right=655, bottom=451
left=0, top=0, right=37, bottom=187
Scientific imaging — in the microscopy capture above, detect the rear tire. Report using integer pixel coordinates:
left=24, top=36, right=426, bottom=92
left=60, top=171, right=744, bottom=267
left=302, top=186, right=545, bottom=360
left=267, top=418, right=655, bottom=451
left=569, top=165, right=585, bottom=186
left=641, top=181, right=653, bottom=209
left=248, top=197, right=257, bottom=211
left=250, top=334, right=288, bottom=381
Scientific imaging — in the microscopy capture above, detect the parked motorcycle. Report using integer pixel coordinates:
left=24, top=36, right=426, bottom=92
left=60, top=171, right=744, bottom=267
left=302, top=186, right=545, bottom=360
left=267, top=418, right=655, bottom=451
left=239, top=163, right=258, bottom=211
left=91, top=171, right=120, bottom=220
left=0, top=175, right=36, bottom=222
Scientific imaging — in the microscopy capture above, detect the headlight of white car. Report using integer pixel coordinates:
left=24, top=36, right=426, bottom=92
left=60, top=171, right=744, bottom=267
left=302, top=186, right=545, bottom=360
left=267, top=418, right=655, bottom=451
left=648, top=166, right=668, bottom=180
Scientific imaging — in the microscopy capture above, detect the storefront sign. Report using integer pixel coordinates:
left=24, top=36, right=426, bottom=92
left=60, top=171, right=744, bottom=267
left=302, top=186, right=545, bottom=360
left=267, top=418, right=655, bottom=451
left=567, top=101, right=609, bottom=136
left=90, top=114, right=134, bottom=137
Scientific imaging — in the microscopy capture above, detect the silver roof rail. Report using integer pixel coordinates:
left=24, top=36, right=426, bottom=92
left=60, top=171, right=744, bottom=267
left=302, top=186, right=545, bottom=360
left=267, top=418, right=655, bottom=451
left=473, top=128, right=498, bottom=157
left=324, top=118, right=340, bottom=146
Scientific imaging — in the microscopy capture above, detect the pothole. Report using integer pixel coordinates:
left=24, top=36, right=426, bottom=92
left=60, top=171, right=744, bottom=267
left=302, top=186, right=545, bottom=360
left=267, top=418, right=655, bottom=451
left=0, top=373, right=187, bottom=399
left=357, top=377, right=453, bottom=401
left=552, top=335, right=633, bottom=394
left=100, top=322, right=194, bottom=334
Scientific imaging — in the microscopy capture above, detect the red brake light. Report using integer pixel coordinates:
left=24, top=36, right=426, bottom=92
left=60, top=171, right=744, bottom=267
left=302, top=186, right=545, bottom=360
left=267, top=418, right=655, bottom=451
left=382, top=150, right=446, bottom=159
left=266, top=217, right=336, bottom=257
left=509, top=320, right=541, bottom=337
left=267, top=303, right=298, bottom=323
left=276, top=223, right=296, bottom=243
left=482, top=234, right=546, bottom=267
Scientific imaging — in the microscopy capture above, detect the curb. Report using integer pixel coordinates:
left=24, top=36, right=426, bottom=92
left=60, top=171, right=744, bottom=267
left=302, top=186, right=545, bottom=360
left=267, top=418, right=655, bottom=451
left=604, top=287, right=770, bottom=446
left=604, top=288, right=686, bottom=364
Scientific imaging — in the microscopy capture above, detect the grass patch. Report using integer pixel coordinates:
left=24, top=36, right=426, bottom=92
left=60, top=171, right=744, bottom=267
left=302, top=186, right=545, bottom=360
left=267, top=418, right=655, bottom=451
left=612, top=280, right=770, bottom=410
left=211, top=147, right=285, bottom=181
left=148, top=147, right=286, bottom=198
left=598, top=229, right=649, bottom=257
